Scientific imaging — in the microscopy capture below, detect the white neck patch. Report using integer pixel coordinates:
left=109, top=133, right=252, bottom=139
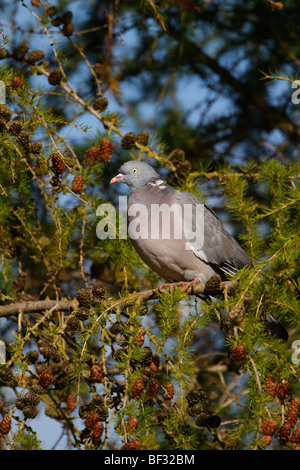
left=148, top=179, right=167, bottom=188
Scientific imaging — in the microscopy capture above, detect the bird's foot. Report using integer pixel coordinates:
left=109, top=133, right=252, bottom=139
left=158, top=282, right=176, bottom=293
left=158, top=279, right=200, bottom=294
left=176, top=279, right=200, bottom=293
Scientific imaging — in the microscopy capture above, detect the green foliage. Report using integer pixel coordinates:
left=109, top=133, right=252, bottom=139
left=10, top=427, right=43, bottom=450
left=0, top=0, right=299, bottom=452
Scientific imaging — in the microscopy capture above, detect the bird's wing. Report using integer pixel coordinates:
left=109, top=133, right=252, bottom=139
left=175, top=190, right=253, bottom=274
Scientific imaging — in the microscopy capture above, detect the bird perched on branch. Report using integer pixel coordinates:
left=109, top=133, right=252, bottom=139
left=110, top=160, right=252, bottom=287
left=110, top=160, right=288, bottom=340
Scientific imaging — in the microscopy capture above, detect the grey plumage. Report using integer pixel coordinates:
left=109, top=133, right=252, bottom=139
left=111, top=160, right=253, bottom=284
left=110, top=160, right=288, bottom=339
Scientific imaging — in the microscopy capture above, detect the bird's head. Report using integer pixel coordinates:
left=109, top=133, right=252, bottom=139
left=110, top=160, right=162, bottom=189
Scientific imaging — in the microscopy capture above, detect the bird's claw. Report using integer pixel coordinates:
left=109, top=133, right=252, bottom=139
left=158, top=279, right=200, bottom=294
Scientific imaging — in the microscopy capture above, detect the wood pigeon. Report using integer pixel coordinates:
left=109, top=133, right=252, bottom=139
left=111, top=160, right=253, bottom=284
left=110, top=160, right=288, bottom=340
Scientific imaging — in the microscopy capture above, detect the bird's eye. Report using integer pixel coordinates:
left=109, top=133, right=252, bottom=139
left=132, top=168, right=138, bottom=173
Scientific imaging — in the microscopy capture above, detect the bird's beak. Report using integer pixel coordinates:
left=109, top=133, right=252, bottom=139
left=110, top=173, right=124, bottom=184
